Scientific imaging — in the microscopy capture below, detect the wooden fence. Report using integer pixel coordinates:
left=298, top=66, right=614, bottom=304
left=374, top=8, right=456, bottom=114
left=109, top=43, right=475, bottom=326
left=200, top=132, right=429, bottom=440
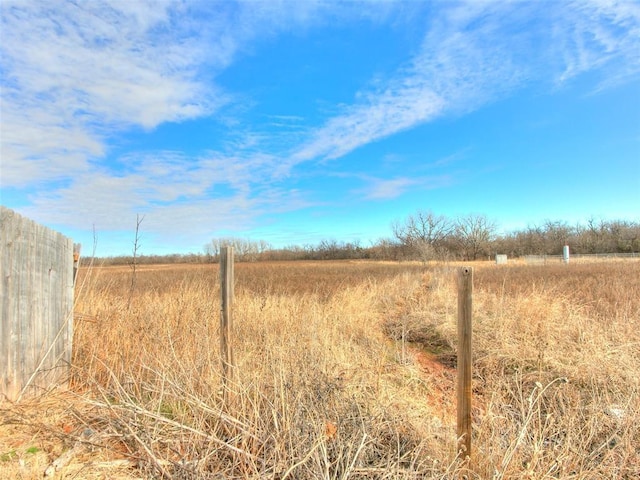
left=1, top=206, right=75, bottom=401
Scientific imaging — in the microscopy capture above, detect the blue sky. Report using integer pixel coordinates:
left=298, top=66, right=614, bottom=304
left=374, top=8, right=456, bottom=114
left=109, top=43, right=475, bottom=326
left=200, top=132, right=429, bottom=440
left=1, top=0, right=639, bottom=256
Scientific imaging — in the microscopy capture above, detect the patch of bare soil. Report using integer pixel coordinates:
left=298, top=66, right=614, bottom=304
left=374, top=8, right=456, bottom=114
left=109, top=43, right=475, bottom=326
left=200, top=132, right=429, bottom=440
left=412, top=349, right=457, bottom=424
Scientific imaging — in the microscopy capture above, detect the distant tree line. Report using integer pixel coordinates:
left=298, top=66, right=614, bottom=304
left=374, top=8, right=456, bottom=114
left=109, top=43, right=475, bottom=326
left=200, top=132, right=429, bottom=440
left=391, top=211, right=640, bottom=261
left=95, top=252, right=209, bottom=266
left=95, top=212, right=640, bottom=265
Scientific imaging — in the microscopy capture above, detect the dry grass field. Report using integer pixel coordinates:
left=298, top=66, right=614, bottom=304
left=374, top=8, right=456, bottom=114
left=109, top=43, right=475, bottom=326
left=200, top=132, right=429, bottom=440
left=1, top=259, right=639, bottom=479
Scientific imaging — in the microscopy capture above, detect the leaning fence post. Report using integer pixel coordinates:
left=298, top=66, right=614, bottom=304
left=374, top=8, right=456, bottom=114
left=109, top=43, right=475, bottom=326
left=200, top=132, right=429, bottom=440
left=457, top=266, right=473, bottom=461
left=220, top=246, right=235, bottom=405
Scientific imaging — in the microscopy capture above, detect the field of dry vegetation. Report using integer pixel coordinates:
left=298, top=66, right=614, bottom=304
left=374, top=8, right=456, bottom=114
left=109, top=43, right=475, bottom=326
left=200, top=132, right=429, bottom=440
left=1, top=259, right=639, bottom=479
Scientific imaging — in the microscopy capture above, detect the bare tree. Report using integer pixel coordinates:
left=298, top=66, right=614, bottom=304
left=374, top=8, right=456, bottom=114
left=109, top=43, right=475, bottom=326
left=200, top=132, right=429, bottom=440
left=128, top=213, right=144, bottom=309
left=392, top=210, right=453, bottom=261
left=454, top=214, right=497, bottom=260
left=541, top=220, right=573, bottom=254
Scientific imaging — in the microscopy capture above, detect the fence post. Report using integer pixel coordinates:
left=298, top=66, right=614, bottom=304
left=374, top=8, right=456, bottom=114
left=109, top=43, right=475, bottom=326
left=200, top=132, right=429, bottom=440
left=457, top=266, right=473, bottom=461
left=220, top=246, right=235, bottom=405
left=73, top=243, right=82, bottom=285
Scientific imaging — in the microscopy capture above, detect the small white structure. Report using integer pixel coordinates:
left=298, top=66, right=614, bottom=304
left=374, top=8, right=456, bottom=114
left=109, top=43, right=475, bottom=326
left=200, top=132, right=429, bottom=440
left=563, top=245, right=570, bottom=264
left=495, top=254, right=508, bottom=265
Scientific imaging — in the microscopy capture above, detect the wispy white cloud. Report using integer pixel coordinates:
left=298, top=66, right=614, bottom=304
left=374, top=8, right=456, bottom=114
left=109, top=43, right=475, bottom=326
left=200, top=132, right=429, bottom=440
left=555, top=0, right=640, bottom=89
left=360, top=177, right=418, bottom=200
left=17, top=147, right=315, bottom=244
left=0, top=0, right=226, bottom=186
left=346, top=173, right=453, bottom=201
left=284, top=2, right=519, bottom=168
left=291, top=85, right=445, bottom=163
left=287, top=0, right=640, bottom=169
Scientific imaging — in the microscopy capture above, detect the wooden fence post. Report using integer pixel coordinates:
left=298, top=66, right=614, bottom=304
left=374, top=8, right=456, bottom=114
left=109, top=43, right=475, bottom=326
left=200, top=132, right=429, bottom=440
left=220, top=246, right=235, bottom=405
left=457, top=266, right=473, bottom=461
left=73, top=243, right=82, bottom=285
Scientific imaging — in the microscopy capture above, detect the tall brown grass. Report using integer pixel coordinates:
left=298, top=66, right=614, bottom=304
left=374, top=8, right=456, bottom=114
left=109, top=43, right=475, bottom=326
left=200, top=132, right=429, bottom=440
left=1, top=260, right=638, bottom=478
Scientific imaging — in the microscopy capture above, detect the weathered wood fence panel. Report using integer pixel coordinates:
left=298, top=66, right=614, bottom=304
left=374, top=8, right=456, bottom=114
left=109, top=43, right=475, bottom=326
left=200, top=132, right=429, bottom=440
left=1, top=206, right=74, bottom=401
